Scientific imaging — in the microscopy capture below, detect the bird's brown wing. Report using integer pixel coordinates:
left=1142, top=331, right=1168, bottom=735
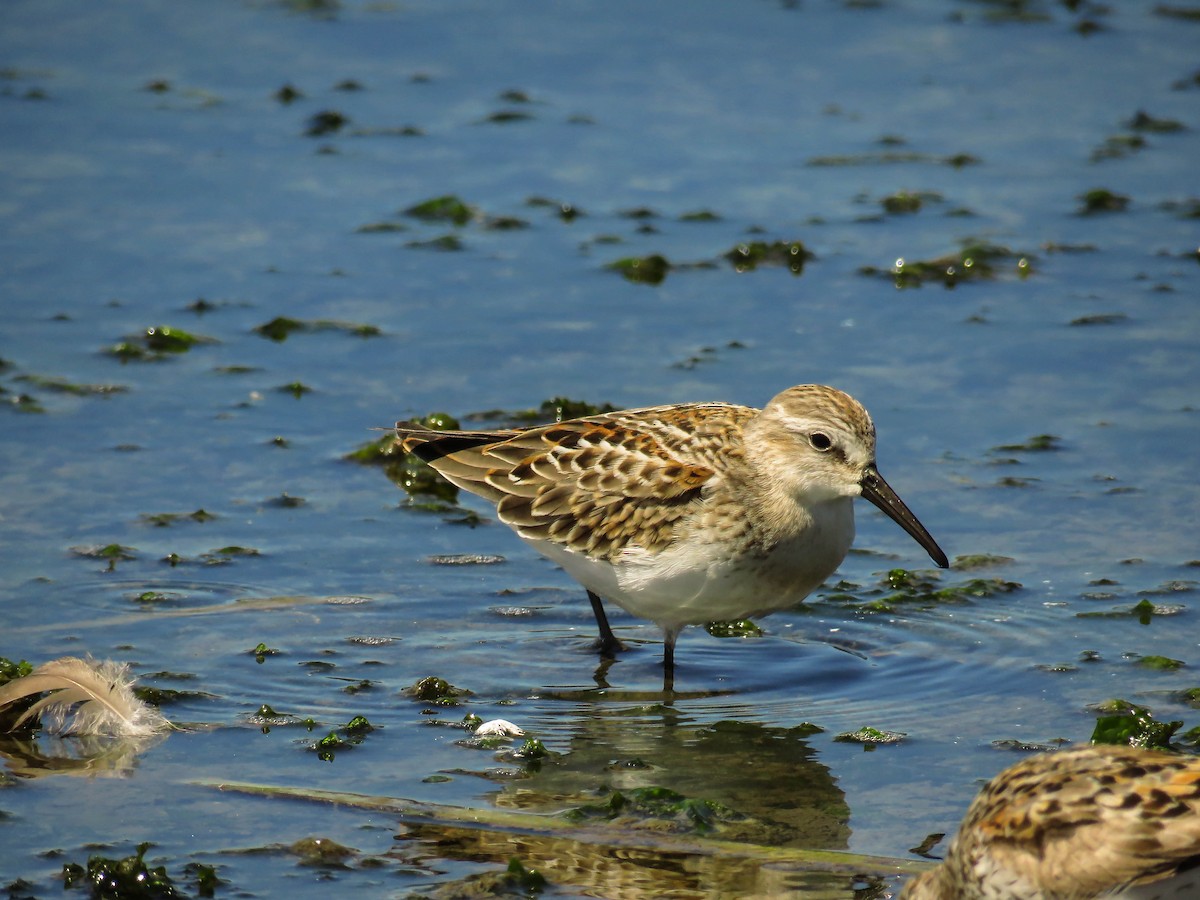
left=395, top=403, right=754, bottom=558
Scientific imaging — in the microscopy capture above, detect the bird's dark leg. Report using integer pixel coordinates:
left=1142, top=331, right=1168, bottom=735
left=662, top=628, right=678, bottom=693
left=587, top=590, right=624, bottom=657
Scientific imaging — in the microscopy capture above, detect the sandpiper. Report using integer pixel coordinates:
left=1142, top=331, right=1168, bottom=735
left=395, top=384, right=947, bottom=688
left=901, top=744, right=1200, bottom=899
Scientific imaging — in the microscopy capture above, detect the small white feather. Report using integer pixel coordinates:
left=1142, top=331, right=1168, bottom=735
left=474, top=718, right=525, bottom=738
left=0, top=657, right=170, bottom=738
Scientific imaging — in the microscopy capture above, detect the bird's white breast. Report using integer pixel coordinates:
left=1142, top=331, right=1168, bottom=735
left=526, top=497, right=855, bottom=631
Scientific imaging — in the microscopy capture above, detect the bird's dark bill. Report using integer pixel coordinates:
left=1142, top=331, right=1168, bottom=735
left=860, top=466, right=948, bottom=568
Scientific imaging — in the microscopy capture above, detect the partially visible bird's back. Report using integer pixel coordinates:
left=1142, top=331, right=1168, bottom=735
left=901, top=745, right=1200, bottom=900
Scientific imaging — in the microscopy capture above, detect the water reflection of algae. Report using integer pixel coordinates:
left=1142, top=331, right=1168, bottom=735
left=208, top=780, right=924, bottom=898
left=489, top=716, right=851, bottom=850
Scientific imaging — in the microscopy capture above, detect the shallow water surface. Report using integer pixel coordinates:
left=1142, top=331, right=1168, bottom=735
left=2, top=0, right=1199, bottom=896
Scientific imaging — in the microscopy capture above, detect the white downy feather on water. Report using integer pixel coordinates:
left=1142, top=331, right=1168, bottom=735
left=0, top=657, right=171, bottom=737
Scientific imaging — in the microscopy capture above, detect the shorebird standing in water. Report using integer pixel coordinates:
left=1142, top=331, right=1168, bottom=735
left=396, top=384, right=947, bottom=689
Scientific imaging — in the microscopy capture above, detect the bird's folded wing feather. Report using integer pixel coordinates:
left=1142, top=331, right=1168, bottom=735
left=396, top=405, right=755, bottom=558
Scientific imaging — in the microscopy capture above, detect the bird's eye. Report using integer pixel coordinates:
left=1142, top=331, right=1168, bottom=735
left=809, top=432, right=833, bottom=452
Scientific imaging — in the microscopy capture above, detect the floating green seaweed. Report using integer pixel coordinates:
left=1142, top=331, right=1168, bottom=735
left=61, top=842, right=184, bottom=898
left=861, top=241, right=1030, bottom=289
left=566, top=785, right=743, bottom=835
left=705, top=620, right=764, bottom=638
left=107, top=326, right=214, bottom=361
left=1070, top=313, right=1128, bottom=326
left=404, top=194, right=476, bottom=226
left=310, top=715, right=376, bottom=761
left=139, top=509, right=216, bottom=528
left=607, top=253, right=671, bottom=285
left=724, top=240, right=811, bottom=274
left=406, top=233, right=464, bottom=251
left=406, top=676, right=472, bottom=706
left=254, top=316, right=381, bottom=341
left=348, top=413, right=465, bottom=508
left=71, top=543, right=137, bottom=571
left=807, top=151, right=979, bottom=167
left=1075, top=597, right=1181, bottom=625
left=1091, top=700, right=1182, bottom=749
left=482, top=109, right=534, bottom=124
left=1077, top=188, right=1129, bottom=215
left=1155, top=4, right=1200, bottom=21
left=507, top=397, right=618, bottom=424
left=951, top=554, right=1014, bottom=570
left=305, top=109, right=348, bottom=136
left=833, top=726, right=906, bottom=746
left=819, top=568, right=1021, bottom=613
left=13, top=374, right=127, bottom=396
left=993, top=434, right=1061, bottom=453
left=278, top=381, right=313, bottom=398
left=1136, top=654, right=1186, bottom=670
left=879, top=190, right=943, bottom=214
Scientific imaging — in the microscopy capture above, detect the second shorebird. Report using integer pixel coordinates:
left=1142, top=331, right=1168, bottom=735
left=395, top=384, right=948, bottom=689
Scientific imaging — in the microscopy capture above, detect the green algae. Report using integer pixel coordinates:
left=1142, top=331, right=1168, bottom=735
left=1091, top=700, right=1182, bottom=749
left=993, top=434, right=1061, bottom=452
left=1077, top=187, right=1129, bottom=214
left=1155, top=4, right=1200, bottom=21
left=724, top=239, right=812, bottom=274
left=1090, top=133, right=1146, bottom=162
left=12, top=374, right=127, bottom=396
left=482, top=109, right=534, bottom=123
left=348, top=412, right=467, bottom=508
left=254, top=316, right=382, bottom=341
left=819, top=568, right=1022, bottom=613
left=305, top=109, right=348, bottom=136
left=406, top=676, right=472, bottom=706
left=507, top=397, right=618, bottom=424
left=71, top=543, right=137, bottom=571
left=951, top=554, right=1014, bottom=570
left=3, top=390, right=44, bottom=413
left=61, top=842, right=189, bottom=899
left=705, top=620, right=764, bottom=638
left=140, top=509, right=216, bottom=528
left=428, top=858, right=547, bottom=896
left=879, top=190, right=943, bottom=214
left=355, top=220, right=408, bottom=233
left=861, top=240, right=1030, bottom=288
left=405, top=195, right=476, bottom=226
left=1075, top=597, right=1182, bottom=624
left=1070, top=313, right=1128, bottom=326
left=107, top=325, right=214, bottom=361
left=1136, top=654, right=1186, bottom=670
left=1126, top=108, right=1177, bottom=134
left=807, top=150, right=979, bottom=167
left=310, top=715, right=376, bottom=761
left=406, top=233, right=464, bottom=251
left=833, top=727, right=906, bottom=746
left=607, top=253, right=670, bottom=285
left=565, top=785, right=744, bottom=836
left=288, top=836, right=356, bottom=866
left=278, top=381, right=312, bottom=398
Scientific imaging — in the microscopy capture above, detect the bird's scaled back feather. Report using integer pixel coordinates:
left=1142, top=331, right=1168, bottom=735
left=395, top=404, right=755, bottom=558
left=904, top=745, right=1200, bottom=899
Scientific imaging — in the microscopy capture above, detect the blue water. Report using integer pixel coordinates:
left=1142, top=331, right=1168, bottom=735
left=2, top=1, right=1199, bottom=895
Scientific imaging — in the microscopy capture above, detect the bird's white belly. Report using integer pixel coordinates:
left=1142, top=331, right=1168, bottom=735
left=527, top=504, right=854, bottom=631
